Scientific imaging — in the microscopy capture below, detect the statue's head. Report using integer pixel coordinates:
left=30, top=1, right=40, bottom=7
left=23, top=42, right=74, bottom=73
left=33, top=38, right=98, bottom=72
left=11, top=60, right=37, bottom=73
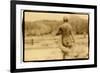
left=63, top=16, right=68, bottom=22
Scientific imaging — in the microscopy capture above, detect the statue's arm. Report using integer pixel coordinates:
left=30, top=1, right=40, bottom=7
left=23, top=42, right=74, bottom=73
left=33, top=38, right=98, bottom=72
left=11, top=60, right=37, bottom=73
left=56, top=27, right=62, bottom=35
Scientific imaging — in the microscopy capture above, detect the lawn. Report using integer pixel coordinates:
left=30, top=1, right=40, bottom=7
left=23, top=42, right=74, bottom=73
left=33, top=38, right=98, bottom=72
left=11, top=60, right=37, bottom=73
left=24, top=34, right=89, bottom=61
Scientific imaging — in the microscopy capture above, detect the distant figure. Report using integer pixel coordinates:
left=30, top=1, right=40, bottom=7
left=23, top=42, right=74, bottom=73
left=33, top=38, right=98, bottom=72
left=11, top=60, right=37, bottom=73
left=56, top=16, right=75, bottom=59
left=83, top=32, right=87, bottom=38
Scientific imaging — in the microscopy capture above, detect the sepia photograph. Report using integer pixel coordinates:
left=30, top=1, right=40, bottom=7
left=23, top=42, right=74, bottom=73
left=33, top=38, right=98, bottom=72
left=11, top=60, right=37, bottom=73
left=23, top=11, right=89, bottom=62
left=11, top=1, right=97, bottom=72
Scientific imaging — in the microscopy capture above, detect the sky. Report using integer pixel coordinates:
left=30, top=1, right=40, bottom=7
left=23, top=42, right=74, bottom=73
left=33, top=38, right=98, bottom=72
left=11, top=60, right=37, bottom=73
left=24, top=12, right=88, bottom=22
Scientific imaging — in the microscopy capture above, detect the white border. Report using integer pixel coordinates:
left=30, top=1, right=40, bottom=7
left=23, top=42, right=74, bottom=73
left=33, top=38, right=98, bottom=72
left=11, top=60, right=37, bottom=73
left=16, top=4, right=95, bottom=69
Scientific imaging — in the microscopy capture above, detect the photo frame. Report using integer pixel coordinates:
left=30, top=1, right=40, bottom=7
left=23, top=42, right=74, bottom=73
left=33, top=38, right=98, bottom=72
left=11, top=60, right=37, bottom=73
left=10, top=0, right=97, bottom=72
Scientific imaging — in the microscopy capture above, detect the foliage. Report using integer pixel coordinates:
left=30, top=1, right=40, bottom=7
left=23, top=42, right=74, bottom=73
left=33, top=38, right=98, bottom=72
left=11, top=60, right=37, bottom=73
left=24, top=15, right=88, bottom=36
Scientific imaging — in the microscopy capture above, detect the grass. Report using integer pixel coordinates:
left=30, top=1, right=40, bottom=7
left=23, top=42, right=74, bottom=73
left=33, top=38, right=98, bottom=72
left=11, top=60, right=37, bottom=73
left=24, top=34, right=89, bottom=61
